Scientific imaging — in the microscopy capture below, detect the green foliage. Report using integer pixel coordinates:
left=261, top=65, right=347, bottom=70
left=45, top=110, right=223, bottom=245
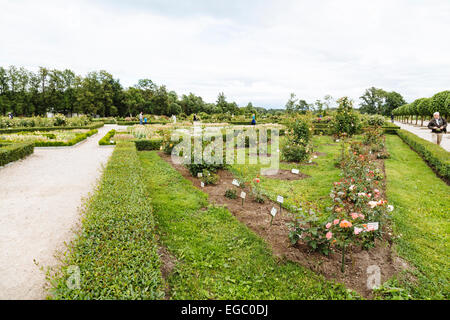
left=331, top=97, right=360, bottom=137
left=432, top=91, right=450, bottom=116
left=282, top=117, right=313, bottom=162
left=385, top=135, right=450, bottom=299
left=200, top=169, right=219, bottom=185
left=396, top=129, right=450, bottom=181
left=134, top=138, right=163, bottom=151
left=224, top=189, right=237, bottom=199
left=98, top=129, right=116, bottom=145
left=0, top=122, right=103, bottom=134
left=48, top=142, right=164, bottom=299
left=0, top=142, right=34, bottom=166
left=33, top=129, right=98, bottom=147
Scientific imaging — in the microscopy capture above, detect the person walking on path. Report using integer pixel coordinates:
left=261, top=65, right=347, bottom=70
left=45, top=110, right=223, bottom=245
left=139, top=112, right=143, bottom=125
left=251, top=114, right=256, bottom=126
left=391, top=113, right=394, bottom=123
left=427, top=112, right=447, bottom=146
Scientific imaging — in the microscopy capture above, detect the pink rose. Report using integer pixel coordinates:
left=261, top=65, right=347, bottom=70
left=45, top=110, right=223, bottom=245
left=358, top=214, right=365, bottom=219
left=326, top=223, right=332, bottom=229
left=333, top=219, right=339, bottom=225
left=326, top=232, right=333, bottom=240
left=351, top=212, right=359, bottom=220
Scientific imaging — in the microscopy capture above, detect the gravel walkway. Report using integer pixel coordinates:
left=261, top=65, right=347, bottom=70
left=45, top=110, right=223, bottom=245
left=0, top=124, right=120, bottom=299
left=394, top=121, right=450, bottom=152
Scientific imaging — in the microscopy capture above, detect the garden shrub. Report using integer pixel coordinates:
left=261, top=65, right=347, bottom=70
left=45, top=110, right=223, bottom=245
left=224, top=189, right=237, bottom=199
left=134, top=138, right=163, bottom=151
left=34, top=129, right=98, bottom=147
left=99, top=129, right=116, bottom=145
left=331, top=97, right=361, bottom=137
left=0, top=142, right=34, bottom=166
left=396, top=129, right=450, bottom=181
left=289, top=132, right=392, bottom=271
left=49, top=142, right=164, bottom=299
left=200, top=169, right=219, bottom=185
left=282, top=118, right=313, bottom=162
left=0, top=122, right=103, bottom=134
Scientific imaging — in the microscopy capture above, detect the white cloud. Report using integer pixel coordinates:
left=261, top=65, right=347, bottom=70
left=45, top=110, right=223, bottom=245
left=1, top=0, right=449, bottom=108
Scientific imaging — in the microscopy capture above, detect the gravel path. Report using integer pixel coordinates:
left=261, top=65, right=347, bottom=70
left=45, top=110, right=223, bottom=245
left=394, top=121, right=450, bottom=152
left=0, top=124, right=120, bottom=299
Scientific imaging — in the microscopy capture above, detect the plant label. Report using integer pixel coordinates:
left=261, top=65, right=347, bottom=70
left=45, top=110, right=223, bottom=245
left=200, top=182, right=205, bottom=188
left=197, top=172, right=203, bottom=178
left=291, top=168, right=300, bottom=174
left=232, top=179, right=240, bottom=187
left=240, top=191, right=246, bottom=199
left=270, top=207, right=277, bottom=217
left=367, top=222, right=379, bottom=231
left=277, top=195, right=284, bottom=203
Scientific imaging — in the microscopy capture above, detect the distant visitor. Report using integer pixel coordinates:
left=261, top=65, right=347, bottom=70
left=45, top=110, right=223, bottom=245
left=428, top=112, right=447, bottom=146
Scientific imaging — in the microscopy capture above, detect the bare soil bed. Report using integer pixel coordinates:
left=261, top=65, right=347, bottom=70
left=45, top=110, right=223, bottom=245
left=159, top=152, right=411, bottom=298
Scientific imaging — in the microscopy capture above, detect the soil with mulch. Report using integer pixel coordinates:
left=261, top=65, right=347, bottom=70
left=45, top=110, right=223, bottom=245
left=158, top=151, right=411, bottom=299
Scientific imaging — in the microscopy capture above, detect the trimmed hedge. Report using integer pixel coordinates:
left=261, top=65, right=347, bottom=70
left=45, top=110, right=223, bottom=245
left=134, top=138, right=163, bottom=151
left=0, top=122, right=104, bottom=134
left=99, top=129, right=116, bottom=145
left=117, top=121, right=169, bottom=126
left=34, top=129, right=98, bottom=147
left=48, top=142, right=164, bottom=299
left=0, top=142, right=34, bottom=166
left=396, top=129, right=450, bottom=180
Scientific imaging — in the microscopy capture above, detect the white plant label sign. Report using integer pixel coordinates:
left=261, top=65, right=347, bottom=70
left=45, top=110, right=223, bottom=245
left=198, top=172, right=203, bottom=178
left=291, top=169, right=300, bottom=174
left=277, top=195, right=284, bottom=203
left=367, top=222, right=379, bottom=231
left=240, top=191, right=246, bottom=199
left=270, top=207, right=277, bottom=217
left=232, top=179, right=240, bottom=187
left=200, top=182, right=205, bottom=188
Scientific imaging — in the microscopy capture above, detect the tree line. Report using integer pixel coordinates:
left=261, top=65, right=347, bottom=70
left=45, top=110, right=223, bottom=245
left=0, top=66, right=273, bottom=117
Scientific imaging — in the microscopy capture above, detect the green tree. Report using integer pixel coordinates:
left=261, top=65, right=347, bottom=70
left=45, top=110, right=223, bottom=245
left=359, top=87, right=386, bottom=114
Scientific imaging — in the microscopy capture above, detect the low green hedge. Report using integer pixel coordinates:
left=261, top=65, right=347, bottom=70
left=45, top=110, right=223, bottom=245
left=0, top=122, right=104, bottom=134
left=396, top=129, right=450, bottom=180
left=134, top=138, right=163, bottom=151
left=34, top=129, right=98, bottom=147
left=0, top=142, right=34, bottom=166
left=99, top=129, right=116, bottom=145
left=48, top=141, right=164, bottom=299
left=117, top=121, right=169, bottom=126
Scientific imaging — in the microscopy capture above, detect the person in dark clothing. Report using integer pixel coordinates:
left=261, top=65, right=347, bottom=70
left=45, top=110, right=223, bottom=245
left=391, top=114, right=394, bottom=123
left=427, top=112, right=447, bottom=146
left=251, top=114, right=256, bottom=125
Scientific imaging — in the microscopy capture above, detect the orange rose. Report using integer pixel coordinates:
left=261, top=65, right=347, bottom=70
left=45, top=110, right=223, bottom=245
left=339, top=220, right=352, bottom=228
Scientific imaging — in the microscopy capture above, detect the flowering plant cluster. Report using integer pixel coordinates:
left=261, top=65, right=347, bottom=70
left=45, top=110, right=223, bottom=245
left=331, top=97, right=361, bottom=138
left=282, top=118, right=314, bottom=162
left=251, top=176, right=265, bottom=203
left=289, top=131, right=394, bottom=272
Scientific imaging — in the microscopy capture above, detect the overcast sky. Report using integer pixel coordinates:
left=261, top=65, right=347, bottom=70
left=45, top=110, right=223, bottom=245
left=1, top=0, right=449, bottom=108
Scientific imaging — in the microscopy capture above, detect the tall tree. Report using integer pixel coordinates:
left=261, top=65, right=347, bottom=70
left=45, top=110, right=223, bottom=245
left=359, top=87, right=386, bottom=114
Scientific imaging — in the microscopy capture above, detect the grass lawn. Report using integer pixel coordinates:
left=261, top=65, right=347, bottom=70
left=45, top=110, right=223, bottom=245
left=139, top=151, right=357, bottom=299
left=384, top=134, right=450, bottom=299
left=230, top=135, right=342, bottom=212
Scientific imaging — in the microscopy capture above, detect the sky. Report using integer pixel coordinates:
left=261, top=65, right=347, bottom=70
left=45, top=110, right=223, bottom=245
left=1, top=0, right=449, bottom=109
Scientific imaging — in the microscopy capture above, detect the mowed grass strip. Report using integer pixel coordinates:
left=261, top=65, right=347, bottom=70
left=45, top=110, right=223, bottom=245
left=139, top=151, right=357, bottom=300
left=385, top=135, right=450, bottom=299
left=49, top=142, right=164, bottom=299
